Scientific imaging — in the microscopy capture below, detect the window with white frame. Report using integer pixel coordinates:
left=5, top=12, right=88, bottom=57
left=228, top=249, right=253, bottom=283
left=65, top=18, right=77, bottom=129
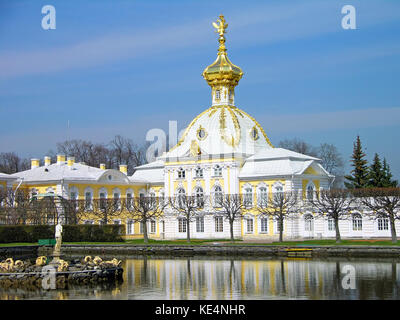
left=215, top=216, right=223, bottom=232
left=177, top=188, right=186, bottom=209
left=126, top=193, right=133, bottom=210
left=85, top=191, right=93, bottom=210
left=328, top=218, right=335, bottom=231
left=113, top=219, right=121, bottom=225
left=213, top=185, right=223, bottom=207
left=244, top=187, right=253, bottom=207
left=178, top=168, right=185, bottom=179
left=99, top=192, right=106, bottom=210
left=195, top=187, right=204, bottom=208
left=213, top=165, right=222, bottom=177
left=195, top=167, right=204, bottom=178
left=304, top=214, right=314, bottom=231
left=246, top=218, right=254, bottom=233
left=306, top=183, right=315, bottom=201
left=150, top=220, right=156, bottom=233
left=258, top=186, right=268, bottom=207
left=196, top=216, right=204, bottom=233
left=378, top=217, right=389, bottom=231
left=84, top=220, right=94, bottom=225
left=127, top=219, right=134, bottom=235
left=113, top=192, right=121, bottom=210
left=352, top=214, right=362, bottom=231
left=215, top=89, right=221, bottom=100
left=260, top=217, right=268, bottom=233
left=178, top=218, right=187, bottom=233
left=276, top=220, right=284, bottom=232
left=139, top=221, right=144, bottom=234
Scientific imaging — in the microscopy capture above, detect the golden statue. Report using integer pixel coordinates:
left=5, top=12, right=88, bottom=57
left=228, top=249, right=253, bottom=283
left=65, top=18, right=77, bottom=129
left=212, top=15, right=228, bottom=36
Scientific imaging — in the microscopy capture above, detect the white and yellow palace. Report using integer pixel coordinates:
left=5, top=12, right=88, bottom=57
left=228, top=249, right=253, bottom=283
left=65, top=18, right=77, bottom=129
left=1, top=15, right=394, bottom=240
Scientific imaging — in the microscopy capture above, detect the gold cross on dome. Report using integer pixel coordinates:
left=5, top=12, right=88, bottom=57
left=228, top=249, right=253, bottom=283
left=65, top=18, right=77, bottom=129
left=212, top=15, right=228, bottom=36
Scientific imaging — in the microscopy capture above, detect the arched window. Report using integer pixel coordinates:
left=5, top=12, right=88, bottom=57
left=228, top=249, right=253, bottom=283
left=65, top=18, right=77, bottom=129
left=177, top=168, right=185, bottom=179
left=195, top=187, right=204, bottom=208
left=244, top=186, right=253, bottom=207
left=149, top=191, right=156, bottom=209
left=257, top=185, right=268, bottom=207
left=352, top=213, right=362, bottom=231
left=195, top=167, right=203, bottom=178
left=306, top=183, right=315, bottom=201
left=99, top=188, right=107, bottom=211
left=84, top=188, right=93, bottom=211
left=213, top=185, right=223, bottom=207
left=177, top=188, right=186, bottom=209
left=113, top=188, right=121, bottom=210
left=304, top=214, right=314, bottom=232
left=213, top=165, right=222, bottom=177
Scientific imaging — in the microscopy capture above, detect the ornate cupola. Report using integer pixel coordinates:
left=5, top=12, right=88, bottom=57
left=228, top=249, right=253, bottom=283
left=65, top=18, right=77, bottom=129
left=202, top=15, right=243, bottom=107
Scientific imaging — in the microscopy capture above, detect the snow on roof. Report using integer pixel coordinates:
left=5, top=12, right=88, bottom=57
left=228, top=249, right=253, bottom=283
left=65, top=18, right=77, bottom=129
left=131, top=160, right=164, bottom=184
left=10, top=162, right=130, bottom=184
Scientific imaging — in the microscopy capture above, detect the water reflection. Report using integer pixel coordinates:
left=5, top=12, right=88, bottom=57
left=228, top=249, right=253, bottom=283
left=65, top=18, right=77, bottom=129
left=1, top=256, right=400, bottom=300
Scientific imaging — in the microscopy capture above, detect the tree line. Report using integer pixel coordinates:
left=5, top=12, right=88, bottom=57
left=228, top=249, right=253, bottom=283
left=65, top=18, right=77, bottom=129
left=0, top=135, right=149, bottom=176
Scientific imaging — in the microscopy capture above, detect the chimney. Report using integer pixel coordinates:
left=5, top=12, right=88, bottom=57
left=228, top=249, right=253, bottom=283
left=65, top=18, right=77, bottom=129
left=31, top=158, right=40, bottom=169
left=67, top=156, right=75, bottom=168
left=100, top=163, right=106, bottom=170
left=119, top=164, right=128, bottom=175
left=44, top=156, right=51, bottom=166
left=57, top=154, right=66, bottom=164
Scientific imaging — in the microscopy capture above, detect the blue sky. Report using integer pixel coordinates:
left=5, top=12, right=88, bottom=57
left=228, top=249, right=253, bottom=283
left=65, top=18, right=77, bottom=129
left=0, top=0, right=399, bottom=178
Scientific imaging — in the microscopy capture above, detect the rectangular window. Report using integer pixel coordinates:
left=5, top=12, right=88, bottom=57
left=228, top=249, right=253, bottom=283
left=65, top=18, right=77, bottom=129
left=126, top=193, right=132, bottom=209
left=139, top=221, right=144, bottom=234
left=178, top=218, right=187, bottom=233
left=215, top=216, right=223, bottom=232
left=113, top=219, right=121, bottom=225
left=352, top=217, right=362, bottom=231
left=196, top=217, right=204, bottom=233
left=260, top=218, right=268, bottom=233
left=378, top=218, right=389, bottom=231
left=276, top=220, right=284, bottom=233
left=246, top=219, right=254, bottom=233
left=328, top=218, right=334, bottom=231
left=127, top=220, right=134, bottom=235
left=85, top=192, right=92, bottom=210
left=150, top=220, right=156, bottom=233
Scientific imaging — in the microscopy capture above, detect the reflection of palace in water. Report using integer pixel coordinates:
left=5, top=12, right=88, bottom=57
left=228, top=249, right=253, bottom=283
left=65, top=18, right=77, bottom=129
left=123, top=258, right=400, bottom=300
left=1, top=257, right=400, bottom=300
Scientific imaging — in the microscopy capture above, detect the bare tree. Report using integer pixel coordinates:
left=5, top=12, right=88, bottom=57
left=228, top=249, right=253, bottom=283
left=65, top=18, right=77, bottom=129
left=317, top=143, right=344, bottom=175
left=309, top=189, right=354, bottom=243
left=0, top=152, right=30, bottom=173
left=256, top=191, right=298, bottom=242
left=278, top=138, right=318, bottom=157
left=354, top=188, right=400, bottom=244
left=168, top=194, right=204, bottom=243
left=92, top=198, right=124, bottom=225
left=219, top=194, right=245, bottom=241
left=124, top=196, right=166, bottom=243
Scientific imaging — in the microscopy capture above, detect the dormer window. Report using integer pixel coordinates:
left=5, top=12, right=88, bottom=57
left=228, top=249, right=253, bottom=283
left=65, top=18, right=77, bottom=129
left=178, top=168, right=185, bottom=179
left=108, top=175, right=112, bottom=181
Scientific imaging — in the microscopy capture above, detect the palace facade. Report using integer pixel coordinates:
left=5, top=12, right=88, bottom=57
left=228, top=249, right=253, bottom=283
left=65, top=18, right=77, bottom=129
left=1, top=15, right=397, bottom=240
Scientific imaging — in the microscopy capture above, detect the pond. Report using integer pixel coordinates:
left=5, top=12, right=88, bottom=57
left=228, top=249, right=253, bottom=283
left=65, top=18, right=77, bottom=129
left=1, top=255, right=400, bottom=300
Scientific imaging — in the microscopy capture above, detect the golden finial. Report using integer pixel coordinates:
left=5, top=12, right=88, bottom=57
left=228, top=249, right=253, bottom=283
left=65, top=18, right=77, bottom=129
left=212, top=14, right=228, bottom=37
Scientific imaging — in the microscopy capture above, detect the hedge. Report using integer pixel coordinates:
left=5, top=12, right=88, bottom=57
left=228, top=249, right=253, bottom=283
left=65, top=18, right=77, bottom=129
left=0, top=225, right=125, bottom=243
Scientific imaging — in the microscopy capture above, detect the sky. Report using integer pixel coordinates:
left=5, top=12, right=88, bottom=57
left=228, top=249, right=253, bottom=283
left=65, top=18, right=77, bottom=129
left=0, top=0, right=399, bottom=179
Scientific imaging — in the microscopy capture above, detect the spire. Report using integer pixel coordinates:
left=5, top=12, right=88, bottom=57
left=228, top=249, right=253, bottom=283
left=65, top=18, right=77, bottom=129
left=202, top=15, right=243, bottom=107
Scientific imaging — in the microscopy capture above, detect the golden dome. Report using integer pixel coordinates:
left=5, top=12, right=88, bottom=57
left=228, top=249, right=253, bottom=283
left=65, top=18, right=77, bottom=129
left=202, top=15, right=243, bottom=88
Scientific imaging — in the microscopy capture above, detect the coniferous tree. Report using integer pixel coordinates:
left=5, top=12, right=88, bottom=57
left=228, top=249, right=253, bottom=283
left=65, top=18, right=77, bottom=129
left=344, top=135, right=369, bottom=189
left=367, top=153, right=385, bottom=187
left=382, top=158, right=398, bottom=187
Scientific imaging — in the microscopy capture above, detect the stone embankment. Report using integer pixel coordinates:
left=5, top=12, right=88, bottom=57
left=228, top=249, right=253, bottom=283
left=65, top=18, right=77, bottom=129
left=38, top=244, right=400, bottom=258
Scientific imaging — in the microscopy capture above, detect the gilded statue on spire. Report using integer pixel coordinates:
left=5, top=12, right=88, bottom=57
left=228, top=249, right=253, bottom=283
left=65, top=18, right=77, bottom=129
left=212, top=15, right=228, bottom=36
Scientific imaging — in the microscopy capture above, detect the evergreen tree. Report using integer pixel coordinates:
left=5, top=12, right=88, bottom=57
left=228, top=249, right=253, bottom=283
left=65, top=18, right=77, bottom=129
left=367, top=153, right=384, bottom=187
left=344, top=135, right=369, bottom=189
left=382, top=158, right=398, bottom=187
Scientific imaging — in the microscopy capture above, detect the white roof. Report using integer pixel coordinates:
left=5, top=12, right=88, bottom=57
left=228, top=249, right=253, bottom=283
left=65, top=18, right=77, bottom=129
left=0, top=172, right=18, bottom=182
left=131, top=160, right=164, bottom=184
left=239, top=148, right=331, bottom=179
left=11, top=162, right=131, bottom=184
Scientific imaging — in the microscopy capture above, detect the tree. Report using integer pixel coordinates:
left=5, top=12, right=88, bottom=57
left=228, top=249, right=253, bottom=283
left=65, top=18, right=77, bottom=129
left=168, top=193, right=204, bottom=243
left=382, top=158, right=398, bottom=187
left=317, top=143, right=344, bottom=175
left=309, top=189, right=354, bottom=243
left=219, top=194, right=245, bottom=241
left=256, top=190, right=298, bottom=242
left=0, top=152, right=30, bottom=174
left=367, top=153, right=385, bottom=187
left=344, top=135, right=369, bottom=189
left=278, top=138, right=318, bottom=157
left=354, top=188, right=400, bottom=244
left=92, top=198, right=123, bottom=225
left=124, top=195, right=166, bottom=243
